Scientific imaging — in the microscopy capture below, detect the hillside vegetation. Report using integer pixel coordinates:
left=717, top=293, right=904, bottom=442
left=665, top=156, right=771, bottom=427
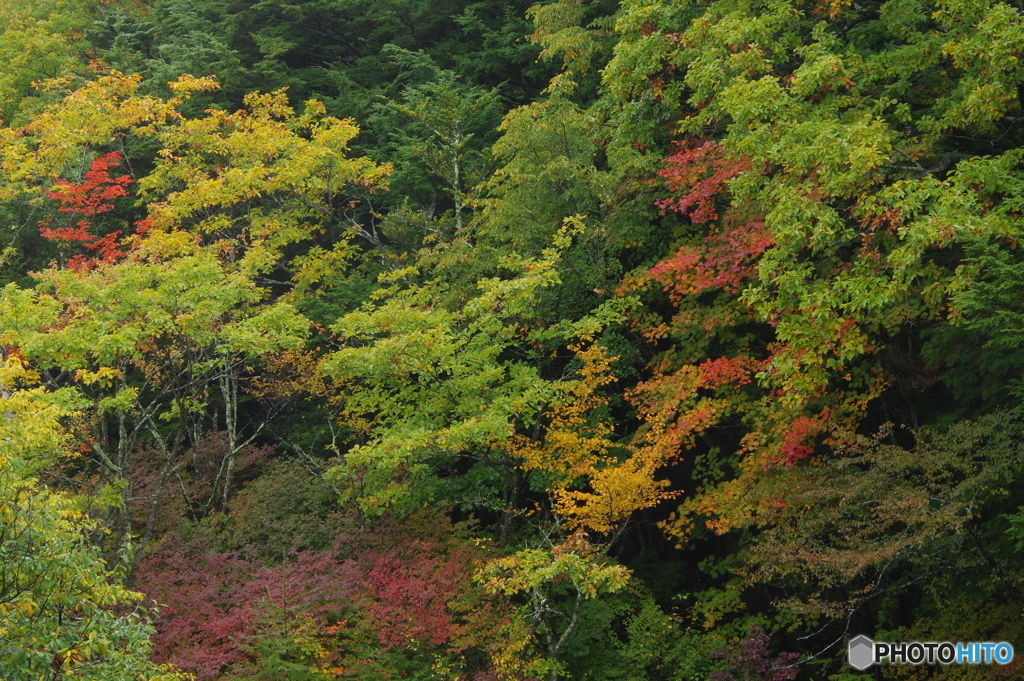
left=1, top=0, right=1023, bottom=679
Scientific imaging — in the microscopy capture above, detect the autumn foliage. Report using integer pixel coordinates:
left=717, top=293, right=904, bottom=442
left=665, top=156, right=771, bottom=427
left=137, top=510, right=498, bottom=680
left=39, top=150, right=134, bottom=268
left=2, top=0, right=1023, bottom=679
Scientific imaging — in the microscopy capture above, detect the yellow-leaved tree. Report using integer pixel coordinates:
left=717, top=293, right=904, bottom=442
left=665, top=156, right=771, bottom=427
left=0, top=71, right=390, bottom=567
left=0, top=356, right=192, bottom=680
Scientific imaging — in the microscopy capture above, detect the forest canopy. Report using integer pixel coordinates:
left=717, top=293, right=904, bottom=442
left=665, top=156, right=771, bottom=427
left=1, top=0, right=1023, bottom=679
